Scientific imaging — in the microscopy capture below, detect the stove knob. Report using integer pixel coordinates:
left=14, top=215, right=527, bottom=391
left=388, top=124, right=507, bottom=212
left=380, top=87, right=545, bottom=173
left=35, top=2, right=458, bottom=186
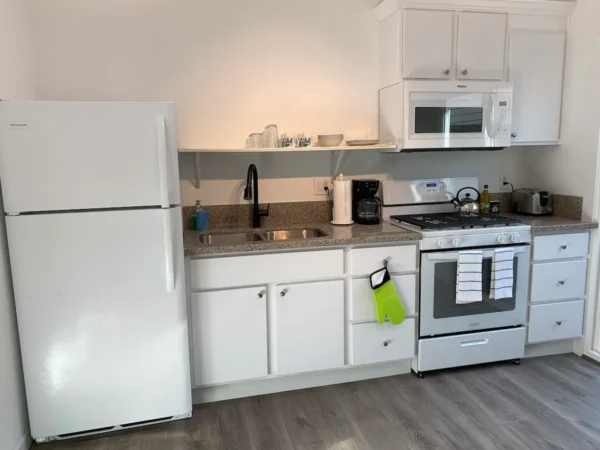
left=437, top=239, right=449, bottom=249
left=451, top=238, right=462, bottom=248
left=510, top=233, right=521, bottom=243
left=497, top=235, right=508, bottom=245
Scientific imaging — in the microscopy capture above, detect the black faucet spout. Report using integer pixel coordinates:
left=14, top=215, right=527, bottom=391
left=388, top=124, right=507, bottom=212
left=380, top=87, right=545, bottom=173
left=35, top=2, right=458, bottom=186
left=244, top=164, right=269, bottom=228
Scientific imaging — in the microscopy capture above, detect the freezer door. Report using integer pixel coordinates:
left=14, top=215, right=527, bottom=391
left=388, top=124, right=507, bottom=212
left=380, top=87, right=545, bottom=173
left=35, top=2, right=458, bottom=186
left=6, top=207, right=191, bottom=440
left=0, top=101, right=180, bottom=213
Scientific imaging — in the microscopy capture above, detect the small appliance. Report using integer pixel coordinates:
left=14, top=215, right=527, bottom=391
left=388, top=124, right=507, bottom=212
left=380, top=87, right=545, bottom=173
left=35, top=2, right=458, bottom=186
left=382, top=178, right=531, bottom=377
left=512, top=188, right=553, bottom=216
left=379, top=80, right=513, bottom=151
left=352, top=180, right=381, bottom=225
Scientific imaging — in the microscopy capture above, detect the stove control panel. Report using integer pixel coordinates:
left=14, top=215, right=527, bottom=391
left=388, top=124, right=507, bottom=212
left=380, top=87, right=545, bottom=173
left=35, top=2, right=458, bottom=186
left=422, top=228, right=531, bottom=251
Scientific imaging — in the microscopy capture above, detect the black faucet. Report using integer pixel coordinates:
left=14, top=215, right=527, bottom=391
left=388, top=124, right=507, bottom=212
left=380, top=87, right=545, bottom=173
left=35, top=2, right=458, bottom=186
left=244, top=164, right=269, bottom=228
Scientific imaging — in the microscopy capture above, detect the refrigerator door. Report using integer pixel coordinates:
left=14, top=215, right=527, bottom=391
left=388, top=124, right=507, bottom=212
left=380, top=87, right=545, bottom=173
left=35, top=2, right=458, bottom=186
left=6, top=207, right=191, bottom=440
left=0, top=101, right=180, bottom=213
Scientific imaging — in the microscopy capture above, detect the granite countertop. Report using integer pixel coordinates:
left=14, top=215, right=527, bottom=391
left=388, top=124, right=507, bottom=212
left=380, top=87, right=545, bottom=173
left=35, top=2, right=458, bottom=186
left=184, top=222, right=422, bottom=256
left=504, top=213, right=598, bottom=235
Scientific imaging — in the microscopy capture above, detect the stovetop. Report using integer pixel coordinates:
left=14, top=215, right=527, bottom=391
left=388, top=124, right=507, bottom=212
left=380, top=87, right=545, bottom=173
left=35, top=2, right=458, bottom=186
left=390, top=213, right=522, bottom=230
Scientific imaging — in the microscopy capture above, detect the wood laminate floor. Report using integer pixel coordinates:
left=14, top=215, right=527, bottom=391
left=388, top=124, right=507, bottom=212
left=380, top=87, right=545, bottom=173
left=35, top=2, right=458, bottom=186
left=34, top=354, right=600, bottom=450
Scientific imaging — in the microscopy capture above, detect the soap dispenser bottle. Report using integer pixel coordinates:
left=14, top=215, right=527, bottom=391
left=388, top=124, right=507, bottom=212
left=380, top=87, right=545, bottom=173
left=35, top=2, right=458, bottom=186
left=195, top=201, right=209, bottom=231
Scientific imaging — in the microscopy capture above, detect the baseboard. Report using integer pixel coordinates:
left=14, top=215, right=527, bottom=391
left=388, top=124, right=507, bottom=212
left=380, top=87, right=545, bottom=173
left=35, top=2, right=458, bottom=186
left=192, top=360, right=412, bottom=404
left=14, top=433, right=31, bottom=450
left=524, top=340, right=575, bottom=358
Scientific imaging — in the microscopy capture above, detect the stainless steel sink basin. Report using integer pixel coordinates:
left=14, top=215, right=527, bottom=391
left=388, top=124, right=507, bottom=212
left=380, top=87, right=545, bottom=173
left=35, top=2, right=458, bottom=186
left=198, top=228, right=328, bottom=245
left=259, top=228, right=328, bottom=241
left=198, top=232, right=263, bottom=245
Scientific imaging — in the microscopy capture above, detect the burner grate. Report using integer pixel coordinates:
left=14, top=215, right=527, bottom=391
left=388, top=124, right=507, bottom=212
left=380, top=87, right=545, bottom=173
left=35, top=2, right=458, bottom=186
left=390, top=213, right=522, bottom=230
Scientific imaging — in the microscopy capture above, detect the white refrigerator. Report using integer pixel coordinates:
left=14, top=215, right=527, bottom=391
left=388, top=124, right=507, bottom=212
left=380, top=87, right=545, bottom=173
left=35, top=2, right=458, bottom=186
left=0, top=101, right=192, bottom=442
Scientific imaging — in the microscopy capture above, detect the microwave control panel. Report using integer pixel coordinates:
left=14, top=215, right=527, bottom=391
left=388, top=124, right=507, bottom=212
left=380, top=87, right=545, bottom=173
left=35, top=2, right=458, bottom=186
left=495, top=94, right=511, bottom=138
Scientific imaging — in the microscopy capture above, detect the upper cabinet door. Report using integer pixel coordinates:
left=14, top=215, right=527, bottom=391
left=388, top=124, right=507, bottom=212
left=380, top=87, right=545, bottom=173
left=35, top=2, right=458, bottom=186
left=509, top=31, right=566, bottom=144
left=403, top=9, right=454, bottom=79
left=457, top=12, right=507, bottom=80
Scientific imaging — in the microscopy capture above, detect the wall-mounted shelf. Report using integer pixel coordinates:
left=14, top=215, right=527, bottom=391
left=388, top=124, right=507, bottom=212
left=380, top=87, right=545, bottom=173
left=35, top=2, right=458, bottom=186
left=178, top=143, right=397, bottom=153
left=180, top=143, right=396, bottom=189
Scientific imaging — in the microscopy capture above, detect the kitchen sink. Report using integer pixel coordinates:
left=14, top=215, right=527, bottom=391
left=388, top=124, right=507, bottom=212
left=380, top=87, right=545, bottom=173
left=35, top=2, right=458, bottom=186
left=198, top=228, right=328, bottom=245
left=198, top=232, right=263, bottom=245
left=259, top=228, right=328, bottom=241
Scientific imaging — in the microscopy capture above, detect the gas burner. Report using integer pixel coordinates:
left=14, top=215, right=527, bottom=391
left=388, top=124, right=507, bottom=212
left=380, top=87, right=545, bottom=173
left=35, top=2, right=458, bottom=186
left=390, top=213, right=522, bottom=230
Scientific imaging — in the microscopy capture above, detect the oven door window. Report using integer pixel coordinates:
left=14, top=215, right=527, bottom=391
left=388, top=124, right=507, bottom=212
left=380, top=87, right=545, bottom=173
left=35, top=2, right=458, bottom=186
left=433, top=257, right=517, bottom=319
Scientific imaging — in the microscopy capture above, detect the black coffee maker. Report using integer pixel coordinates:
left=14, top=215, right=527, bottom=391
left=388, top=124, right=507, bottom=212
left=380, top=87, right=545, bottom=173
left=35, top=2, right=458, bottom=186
left=352, top=180, right=381, bottom=225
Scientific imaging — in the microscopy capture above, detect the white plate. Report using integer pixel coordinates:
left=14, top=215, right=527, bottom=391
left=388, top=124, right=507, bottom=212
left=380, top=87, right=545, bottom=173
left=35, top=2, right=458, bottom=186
left=346, top=140, right=378, bottom=146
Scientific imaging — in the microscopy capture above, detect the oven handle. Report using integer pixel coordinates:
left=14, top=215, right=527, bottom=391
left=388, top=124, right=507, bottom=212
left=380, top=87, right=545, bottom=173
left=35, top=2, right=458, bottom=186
left=427, top=247, right=528, bottom=261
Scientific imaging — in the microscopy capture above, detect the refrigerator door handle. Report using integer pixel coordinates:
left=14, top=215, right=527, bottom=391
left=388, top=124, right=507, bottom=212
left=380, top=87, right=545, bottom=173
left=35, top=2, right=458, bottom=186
left=162, top=209, right=175, bottom=293
left=156, top=116, right=170, bottom=209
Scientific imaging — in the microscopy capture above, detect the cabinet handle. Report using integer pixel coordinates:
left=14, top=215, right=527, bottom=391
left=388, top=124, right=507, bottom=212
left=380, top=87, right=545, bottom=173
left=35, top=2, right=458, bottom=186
left=556, top=321, right=563, bottom=326
left=462, top=69, right=468, bottom=75
left=560, top=245, right=568, bottom=250
left=511, top=133, right=517, bottom=138
left=444, top=69, right=450, bottom=75
left=258, top=291, right=265, bottom=298
left=280, top=289, right=287, bottom=297
left=383, top=340, right=391, bottom=347
left=558, top=280, right=565, bottom=286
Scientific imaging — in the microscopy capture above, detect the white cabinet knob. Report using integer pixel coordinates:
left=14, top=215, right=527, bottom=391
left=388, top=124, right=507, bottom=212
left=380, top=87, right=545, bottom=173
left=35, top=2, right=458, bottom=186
left=510, top=234, right=520, bottom=243
left=497, top=235, right=508, bottom=245
left=452, top=238, right=462, bottom=247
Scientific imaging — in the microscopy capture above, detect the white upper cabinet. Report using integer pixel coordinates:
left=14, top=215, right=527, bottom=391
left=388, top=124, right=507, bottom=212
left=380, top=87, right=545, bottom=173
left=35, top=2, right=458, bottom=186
left=403, top=9, right=454, bottom=79
left=457, top=12, right=507, bottom=80
left=508, top=31, right=566, bottom=144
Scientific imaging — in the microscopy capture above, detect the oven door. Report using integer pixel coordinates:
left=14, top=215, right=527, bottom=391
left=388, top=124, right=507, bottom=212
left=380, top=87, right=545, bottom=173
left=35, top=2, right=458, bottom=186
left=419, top=245, right=530, bottom=337
left=406, top=91, right=508, bottom=149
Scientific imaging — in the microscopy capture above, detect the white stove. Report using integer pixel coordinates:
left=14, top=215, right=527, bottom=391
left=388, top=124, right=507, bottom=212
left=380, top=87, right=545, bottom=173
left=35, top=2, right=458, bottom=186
left=381, top=178, right=531, bottom=377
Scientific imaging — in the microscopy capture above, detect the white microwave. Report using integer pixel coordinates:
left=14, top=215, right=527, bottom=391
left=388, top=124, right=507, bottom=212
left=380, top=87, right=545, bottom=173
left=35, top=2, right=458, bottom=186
left=379, top=81, right=513, bottom=152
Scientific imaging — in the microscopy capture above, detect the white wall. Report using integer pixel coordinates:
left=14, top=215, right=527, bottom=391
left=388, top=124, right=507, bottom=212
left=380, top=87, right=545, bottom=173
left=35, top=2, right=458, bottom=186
left=30, top=0, right=526, bottom=206
left=525, top=0, right=600, bottom=220
left=0, top=1, right=33, bottom=449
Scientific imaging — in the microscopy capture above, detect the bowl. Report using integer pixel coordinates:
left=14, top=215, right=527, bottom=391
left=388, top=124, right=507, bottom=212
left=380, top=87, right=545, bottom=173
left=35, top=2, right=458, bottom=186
left=317, top=134, right=344, bottom=147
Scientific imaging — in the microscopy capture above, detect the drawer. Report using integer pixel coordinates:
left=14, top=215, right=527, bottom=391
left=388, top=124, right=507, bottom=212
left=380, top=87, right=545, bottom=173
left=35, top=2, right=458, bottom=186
left=533, top=233, right=589, bottom=261
left=351, top=319, right=416, bottom=366
left=417, top=327, right=526, bottom=372
left=351, top=274, right=417, bottom=321
left=528, top=300, right=584, bottom=343
left=350, top=245, right=417, bottom=276
left=530, top=260, right=587, bottom=303
left=190, top=249, right=344, bottom=290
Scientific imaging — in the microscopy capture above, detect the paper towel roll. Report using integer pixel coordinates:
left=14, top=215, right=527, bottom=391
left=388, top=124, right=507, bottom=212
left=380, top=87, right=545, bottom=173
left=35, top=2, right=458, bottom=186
left=332, top=177, right=353, bottom=225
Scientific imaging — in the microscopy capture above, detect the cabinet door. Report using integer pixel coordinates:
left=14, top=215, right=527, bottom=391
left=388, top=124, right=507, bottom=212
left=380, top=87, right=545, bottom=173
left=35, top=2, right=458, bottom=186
left=276, top=280, right=344, bottom=375
left=457, top=12, right=507, bottom=80
left=509, top=31, right=566, bottom=144
left=191, top=287, right=268, bottom=386
left=403, top=9, right=454, bottom=79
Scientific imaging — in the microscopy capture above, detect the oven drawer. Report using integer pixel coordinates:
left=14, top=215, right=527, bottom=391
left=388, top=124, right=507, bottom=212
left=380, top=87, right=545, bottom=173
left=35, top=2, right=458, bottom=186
left=530, top=260, right=587, bottom=303
left=350, top=245, right=417, bottom=276
left=528, top=300, right=584, bottom=343
left=417, top=327, right=526, bottom=372
left=351, top=274, right=417, bottom=321
left=533, top=233, right=589, bottom=261
left=350, top=319, right=416, bottom=366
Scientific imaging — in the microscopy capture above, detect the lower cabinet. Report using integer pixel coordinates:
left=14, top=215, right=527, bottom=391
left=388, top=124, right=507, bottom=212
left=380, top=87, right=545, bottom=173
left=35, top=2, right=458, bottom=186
left=275, top=280, right=345, bottom=375
left=351, top=319, right=416, bottom=366
left=191, top=287, right=268, bottom=386
left=528, top=300, right=584, bottom=343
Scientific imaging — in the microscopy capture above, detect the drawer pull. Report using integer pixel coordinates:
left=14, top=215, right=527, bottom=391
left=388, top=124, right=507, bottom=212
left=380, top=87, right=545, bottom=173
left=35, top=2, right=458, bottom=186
left=460, top=338, right=489, bottom=347
left=383, top=340, right=391, bottom=347
left=258, top=291, right=265, bottom=298
left=558, top=280, right=565, bottom=286
left=560, top=245, right=568, bottom=250
left=556, top=321, right=563, bottom=326
left=280, top=289, right=287, bottom=297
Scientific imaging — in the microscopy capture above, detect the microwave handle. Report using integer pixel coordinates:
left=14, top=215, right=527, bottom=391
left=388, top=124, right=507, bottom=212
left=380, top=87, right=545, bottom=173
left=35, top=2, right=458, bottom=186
left=488, top=93, right=501, bottom=138
left=427, top=247, right=528, bottom=261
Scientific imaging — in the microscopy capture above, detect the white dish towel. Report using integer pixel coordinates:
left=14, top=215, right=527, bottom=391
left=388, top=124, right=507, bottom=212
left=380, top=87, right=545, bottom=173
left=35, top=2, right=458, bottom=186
left=490, top=248, right=515, bottom=300
left=456, top=250, right=483, bottom=304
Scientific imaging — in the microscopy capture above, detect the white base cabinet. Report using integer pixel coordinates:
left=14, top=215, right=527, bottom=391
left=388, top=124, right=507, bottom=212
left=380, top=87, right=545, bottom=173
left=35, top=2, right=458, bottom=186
left=275, top=280, right=344, bottom=375
left=191, top=287, right=268, bottom=386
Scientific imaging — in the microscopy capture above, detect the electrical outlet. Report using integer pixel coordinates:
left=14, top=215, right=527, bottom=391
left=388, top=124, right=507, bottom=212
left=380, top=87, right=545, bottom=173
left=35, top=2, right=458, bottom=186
left=313, top=178, right=331, bottom=195
left=499, top=174, right=512, bottom=192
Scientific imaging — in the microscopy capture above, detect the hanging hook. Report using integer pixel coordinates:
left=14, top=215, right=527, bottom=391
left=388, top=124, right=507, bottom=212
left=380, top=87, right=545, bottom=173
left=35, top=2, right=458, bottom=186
left=383, top=258, right=389, bottom=269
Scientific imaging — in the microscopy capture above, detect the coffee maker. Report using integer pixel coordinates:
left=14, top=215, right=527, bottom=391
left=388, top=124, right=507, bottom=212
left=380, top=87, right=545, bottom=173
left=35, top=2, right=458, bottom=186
left=352, top=180, right=381, bottom=225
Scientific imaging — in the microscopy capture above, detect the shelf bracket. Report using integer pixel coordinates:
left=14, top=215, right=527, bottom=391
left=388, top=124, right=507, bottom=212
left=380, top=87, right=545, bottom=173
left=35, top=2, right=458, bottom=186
left=194, top=153, right=201, bottom=189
